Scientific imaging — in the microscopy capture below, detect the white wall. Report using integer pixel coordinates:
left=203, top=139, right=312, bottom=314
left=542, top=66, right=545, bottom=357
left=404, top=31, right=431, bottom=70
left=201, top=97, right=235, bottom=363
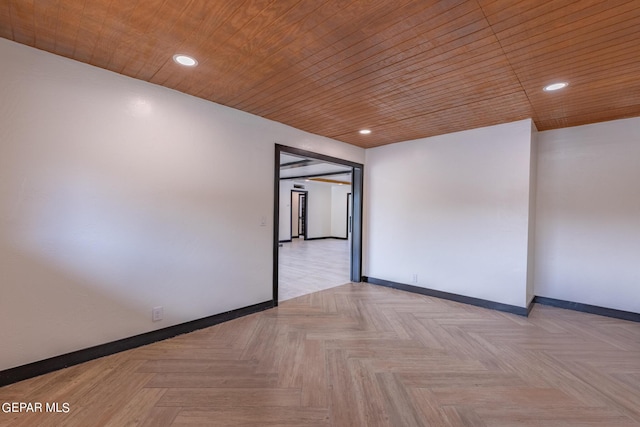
left=364, top=119, right=535, bottom=307
left=305, top=181, right=332, bottom=238
left=534, top=117, right=640, bottom=314
left=0, top=39, right=364, bottom=371
left=279, top=180, right=350, bottom=241
left=331, top=185, right=351, bottom=238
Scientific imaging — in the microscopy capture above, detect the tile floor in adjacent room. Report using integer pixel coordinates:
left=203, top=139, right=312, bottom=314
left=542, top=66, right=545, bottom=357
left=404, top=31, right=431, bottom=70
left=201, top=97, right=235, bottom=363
left=278, top=238, right=350, bottom=301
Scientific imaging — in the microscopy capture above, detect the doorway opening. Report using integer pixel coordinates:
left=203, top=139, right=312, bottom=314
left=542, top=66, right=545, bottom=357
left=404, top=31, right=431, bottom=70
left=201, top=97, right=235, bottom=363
left=290, top=190, right=307, bottom=240
left=273, top=145, right=363, bottom=305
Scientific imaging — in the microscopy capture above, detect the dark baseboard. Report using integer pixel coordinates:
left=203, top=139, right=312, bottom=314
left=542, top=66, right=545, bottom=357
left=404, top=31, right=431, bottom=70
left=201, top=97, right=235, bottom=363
left=361, top=276, right=637, bottom=322
left=533, top=296, right=640, bottom=322
left=363, top=276, right=530, bottom=316
left=0, top=300, right=274, bottom=388
left=526, top=298, right=535, bottom=315
left=278, top=239, right=292, bottom=243
left=304, top=236, right=348, bottom=241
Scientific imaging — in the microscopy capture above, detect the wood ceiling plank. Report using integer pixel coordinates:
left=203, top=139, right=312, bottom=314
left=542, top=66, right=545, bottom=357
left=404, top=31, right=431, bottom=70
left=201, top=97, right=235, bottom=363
left=298, top=89, right=532, bottom=144
left=251, top=32, right=502, bottom=123
left=225, top=0, right=450, bottom=105
left=194, top=2, right=416, bottom=106
left=237, top=1, right=481, bottom=114
left=0, top=3, right=14, bottom=40
left=226, top=0, right=455, bottom=108
left=266, top=41, right=517, bottom=130
left=532, top=98, right=640, bottom=120
left=119, top=1, right=187, bottom=76
left=494, top=0, right=639, bottom=53
left=129, top=1, right=246, bottom=81
left=211, top=0, right=302, bottom=61
left=530, top=79, right=640, bottom=111
left=519, top=54, right=640, bottom=93
left=289, top=62, right=523, bottom=135
left=507, top=28, right=640, bottom=79
left=6, top=0, right=36, bottom=46
left=509, top=42, right=640, bottom=90
left=51, top=0, right=85, bottom=59
left=475, top=0, right=531, bottom=18
left=71, top=0, right=114, bottom=64
left=150, top=0, right=279, bottom=91
left=536, top=104, right=640, bottom=131
left=33, top=0, right=60, bottom=53
left=249, top=22, right=496, bottom=124
left=96, top=0, right=151, bottom=77
left=88, top=0, right=142, bottom=71
left=179, top=0, right=330, bottom=102
left=503, top=7, right=639, bottom=58
left=109, top=0, right=204, bottom=79
left=480, top=0, right=586, bottom=34
left=0, top=2, right=13, bottom=40
left=1, top=0, right=639, bottom=147
left=334, top=92, right=532, bottom=147
left=312, top=87, right=533, bottom=140
left=484, top=0, right=640, bottom=140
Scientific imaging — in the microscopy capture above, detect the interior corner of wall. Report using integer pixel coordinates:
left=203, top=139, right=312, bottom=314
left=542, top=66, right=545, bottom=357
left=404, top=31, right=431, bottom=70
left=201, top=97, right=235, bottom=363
left=526, top=118, right=537, bottom=133
left=526, top=292, right=535, bottom=307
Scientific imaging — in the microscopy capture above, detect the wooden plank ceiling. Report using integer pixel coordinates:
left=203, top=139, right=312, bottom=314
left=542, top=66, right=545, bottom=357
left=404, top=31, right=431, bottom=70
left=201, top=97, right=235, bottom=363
left=1, top=0, right=639, bottom=148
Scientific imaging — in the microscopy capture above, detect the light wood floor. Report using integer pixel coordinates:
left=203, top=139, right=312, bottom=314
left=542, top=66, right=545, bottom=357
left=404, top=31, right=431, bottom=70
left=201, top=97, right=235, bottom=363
left=1, top=283, right=640, bottom=426
left=278, top=238, right=350, bottom=301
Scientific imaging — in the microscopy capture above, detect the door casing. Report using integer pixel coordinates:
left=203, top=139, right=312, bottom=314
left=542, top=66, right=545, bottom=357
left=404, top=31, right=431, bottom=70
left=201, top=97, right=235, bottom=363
left=273, top=144, right=364, bottom=305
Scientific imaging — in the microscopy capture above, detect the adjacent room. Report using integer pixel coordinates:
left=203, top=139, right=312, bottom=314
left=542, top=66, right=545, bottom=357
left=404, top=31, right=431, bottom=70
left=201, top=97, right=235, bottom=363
left=1, top=1, right=639, bottom=426
left=278, top=152, right=354, bottom=301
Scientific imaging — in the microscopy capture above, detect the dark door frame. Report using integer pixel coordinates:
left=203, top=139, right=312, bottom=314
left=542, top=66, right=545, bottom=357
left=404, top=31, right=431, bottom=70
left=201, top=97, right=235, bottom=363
left=346, top=192, right=352, bottom=239
left=273, top=144, right=364, bottom=305
left=290, top=189, right=308, bottom=240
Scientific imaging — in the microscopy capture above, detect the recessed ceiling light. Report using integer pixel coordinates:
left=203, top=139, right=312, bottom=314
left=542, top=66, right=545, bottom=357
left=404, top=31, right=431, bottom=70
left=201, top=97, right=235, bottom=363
left=543, top=82, right=568, bottom=92
left=359, top=129, right=371, bottom=135
left=173, top=54, right=198, bottom=67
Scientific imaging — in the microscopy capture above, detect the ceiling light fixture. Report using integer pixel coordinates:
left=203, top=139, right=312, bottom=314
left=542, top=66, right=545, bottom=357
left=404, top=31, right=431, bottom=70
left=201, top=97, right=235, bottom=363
left=173, top=54, right=198, bottom=67
left=543, top=82, right=568, bottom=92
left=359, top=129, right=371, bottom=135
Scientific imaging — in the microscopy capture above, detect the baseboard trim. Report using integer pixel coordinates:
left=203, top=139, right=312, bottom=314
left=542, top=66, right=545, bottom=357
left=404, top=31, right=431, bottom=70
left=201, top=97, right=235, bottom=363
left=533, top=296, right=640, bottom=322
left=304, top=236, right=346, bottom=241
left=363, top=276, right=530, bottom=316
left=0, top=300, right=274, bottom=387
left=281, top=237, right=347, bottom=241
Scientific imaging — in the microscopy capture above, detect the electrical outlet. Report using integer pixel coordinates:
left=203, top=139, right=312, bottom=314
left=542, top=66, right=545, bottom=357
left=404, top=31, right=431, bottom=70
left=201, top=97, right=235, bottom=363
left=412, top=273, right=418, bottom=284
left=260, top=216, right=267, bottom=226
left=152, top=306, right=164, bottom=322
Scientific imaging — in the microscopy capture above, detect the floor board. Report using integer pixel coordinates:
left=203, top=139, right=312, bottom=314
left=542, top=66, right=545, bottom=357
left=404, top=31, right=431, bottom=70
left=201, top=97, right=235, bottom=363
left=1, top=283, right=639, bottom=426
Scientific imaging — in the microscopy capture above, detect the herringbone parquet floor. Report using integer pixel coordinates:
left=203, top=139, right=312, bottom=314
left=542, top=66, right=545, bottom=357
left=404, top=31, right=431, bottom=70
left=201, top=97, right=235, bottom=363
left=1, top=283, right=639, bottom=426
